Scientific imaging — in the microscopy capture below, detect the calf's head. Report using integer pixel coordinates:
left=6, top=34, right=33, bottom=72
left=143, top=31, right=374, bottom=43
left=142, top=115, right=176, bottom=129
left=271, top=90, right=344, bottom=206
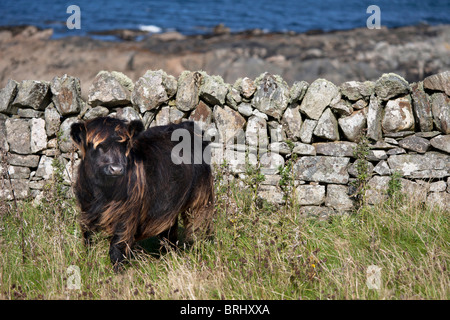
left=70, top=117, right=144, bottom=187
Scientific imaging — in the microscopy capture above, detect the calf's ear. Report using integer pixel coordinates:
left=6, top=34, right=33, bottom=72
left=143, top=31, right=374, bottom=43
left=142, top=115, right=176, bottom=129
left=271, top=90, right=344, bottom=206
left=127, top=120, right=144, bottom=138
left=70, top=122, right=87, bottom=147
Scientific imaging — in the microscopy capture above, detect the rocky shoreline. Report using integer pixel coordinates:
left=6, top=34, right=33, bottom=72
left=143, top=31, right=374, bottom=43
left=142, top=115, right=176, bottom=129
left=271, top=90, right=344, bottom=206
left=1, top=23, right=449, bottom=100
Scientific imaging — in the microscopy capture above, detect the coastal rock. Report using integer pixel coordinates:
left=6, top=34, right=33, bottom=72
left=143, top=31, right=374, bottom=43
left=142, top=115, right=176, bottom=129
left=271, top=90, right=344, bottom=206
left=267, top=121, right=285, bottom=142
left=400, top=179, right=429, bottom=203
left=12, top=80, right=51, bottom=110
left=213, top=105, right=246, bottom=144
left=429, top=181, right=447, bottom=193
left=330, top=99, right=353, bottom=116
left=382, top=96, right=415, bottom=133
left=365, top=176, right=390, bottom=204
left=374, top=73, right=410, bottom=101
left=292, top=142, right=316, bottom=156
left=152, top=105, right=182, bottom=126
left=63, top=159, right=81, bottom=186
left=50, top=74, right=83, bottom=115
left=203, top=123, right=219, bottom=144
left=352, top=99, right=367, bottom=110
left=234, top=77, right=256, bottom=99
left=338, top=109, right=367, bottom=142
left=430, top=134, right=450, bottom=153
left=252, top=72, right=290, bottom=120
left=116, top=106, right=141, bottom=121
left=88, top=71, right=132, bottom=107
left=369, top=140, right=396, bottom=149
left=252, top=109, right=268, bottom=120
left=189, top=101, right=212, bottom=127
left=7, top=154, right=40, bottom=167
left=387, top=152, right=450, bottom=178
left=281, top=105, right=303, bottom=141
left=367, top=150, right=388, bottom=161
left=373, top=160, right=391, bottom=176
left=30, top=118, right=47, bottom=153
left=398, top=135, right=430, bottom=153
left=0, top=79, right=18, bottom=114
left=260, top=174, right=281, bottom=186
left=237, top=102, right=253, bottom=117
left=111, top=71, right=134, bottom=92
left=299, top=119, right=317, bottom=144
left=410, top=82, right=433, bottom=132
left=423, top=71, right=450, bottom=96
left=299, top=78, right=340, bottom=120
left=83, top=106, right=109, bottom=120
left=0, top=179, right=29, bottom=200
left=387, top=147, right=406, bottom=155
left=268, top=142, right=291, bottom=155
left=366, top=94, right=383, bottom=141
left=294, top=156, right=350, bottom=184
left=59, top=117, right=78, bottom=153
left=200, top=74, right=228, bottom=106
left=340, top=80, right=374, bottom=101
left=246, top=115, right=268, bottom=149
left=289, top=80, right=309, bottom=103
left=155, top=106, right=170, bottom=126
left=35, top=155, right=54, bottom=180
left=314, top=141, right=357, bottom=157
left=430, top=93, right=450, bottom=134
left=257, top=185, right=284, bottom=205
left=325, top=184, right=354, bottom=211
left=142, top=110, right=156, bottom=128
left=5, top=166, right=30, bottom=179
left=170, top=106, right=185, bottom=123
left=384, top=137, right=398, bottom=144
left=6, top=118, right=30, bottom=154
left=0, top=118, right=8, bottom=152
left=131, top=69, right=177, bottom=113
left=295, top=185, right=325, bottom=206
left=176, top=71, right=203, bottom=112
left=260, top=152, right=284, bottom=174
left=348, top=161, right=374, bottom=178
left=384, top=131, right=415, bottom=138
left=17, top=109, right=43, bottom=118
left=226, top=86, right=241, bottom=109
left=0, top=22, right=449, bottom=99
left=313, top=108, right=339, bottom=141
left=427, top=192, right=450, bottom=209
left=415, top=131, right=441, bottom=138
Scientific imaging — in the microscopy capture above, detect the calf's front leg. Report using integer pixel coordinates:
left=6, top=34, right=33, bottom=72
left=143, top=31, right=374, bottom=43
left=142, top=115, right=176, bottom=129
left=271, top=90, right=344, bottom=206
left=109, top=233, right=131, bottom=273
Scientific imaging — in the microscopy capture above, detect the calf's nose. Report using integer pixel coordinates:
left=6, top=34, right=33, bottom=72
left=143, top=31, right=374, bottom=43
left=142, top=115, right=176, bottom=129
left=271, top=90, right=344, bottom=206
left=107, top=164, right=124, bottom=176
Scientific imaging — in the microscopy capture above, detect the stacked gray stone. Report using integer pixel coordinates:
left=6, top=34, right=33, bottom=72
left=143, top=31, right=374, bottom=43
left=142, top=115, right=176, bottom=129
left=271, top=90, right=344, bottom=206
left=1, top=70, right=449, bottom=216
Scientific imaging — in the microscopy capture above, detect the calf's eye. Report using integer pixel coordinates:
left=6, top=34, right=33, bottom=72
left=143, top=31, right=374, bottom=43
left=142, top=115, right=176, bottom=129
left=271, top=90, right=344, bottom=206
left=96, top=144, right=106, bottom=153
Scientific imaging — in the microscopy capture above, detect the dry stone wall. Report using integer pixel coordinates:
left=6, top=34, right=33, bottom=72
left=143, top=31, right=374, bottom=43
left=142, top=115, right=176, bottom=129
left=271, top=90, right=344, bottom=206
left=1, top=70, right=449, bottom=217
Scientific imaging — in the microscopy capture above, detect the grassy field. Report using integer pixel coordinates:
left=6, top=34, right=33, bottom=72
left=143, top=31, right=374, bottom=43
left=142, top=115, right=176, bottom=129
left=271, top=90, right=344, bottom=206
left=0, top=162, right=449, bottom=300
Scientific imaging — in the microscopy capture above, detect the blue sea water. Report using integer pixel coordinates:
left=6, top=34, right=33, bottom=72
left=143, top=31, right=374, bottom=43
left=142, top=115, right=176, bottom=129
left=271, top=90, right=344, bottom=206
left=0, top=0, right=449, bottom=39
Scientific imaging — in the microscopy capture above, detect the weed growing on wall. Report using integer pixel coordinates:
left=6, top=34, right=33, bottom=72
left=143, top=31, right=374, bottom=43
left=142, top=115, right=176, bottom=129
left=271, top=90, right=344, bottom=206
left=351, top=133, right=372, bottom=211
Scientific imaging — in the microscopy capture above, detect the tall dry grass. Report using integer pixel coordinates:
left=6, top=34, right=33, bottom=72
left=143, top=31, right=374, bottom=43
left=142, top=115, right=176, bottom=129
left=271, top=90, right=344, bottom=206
left=0, top=159, right=448, bottom=300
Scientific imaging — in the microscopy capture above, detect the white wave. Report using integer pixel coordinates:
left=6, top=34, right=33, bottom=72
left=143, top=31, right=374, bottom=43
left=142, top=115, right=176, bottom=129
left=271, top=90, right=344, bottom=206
left=138, top=24, right=162, bottom=33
